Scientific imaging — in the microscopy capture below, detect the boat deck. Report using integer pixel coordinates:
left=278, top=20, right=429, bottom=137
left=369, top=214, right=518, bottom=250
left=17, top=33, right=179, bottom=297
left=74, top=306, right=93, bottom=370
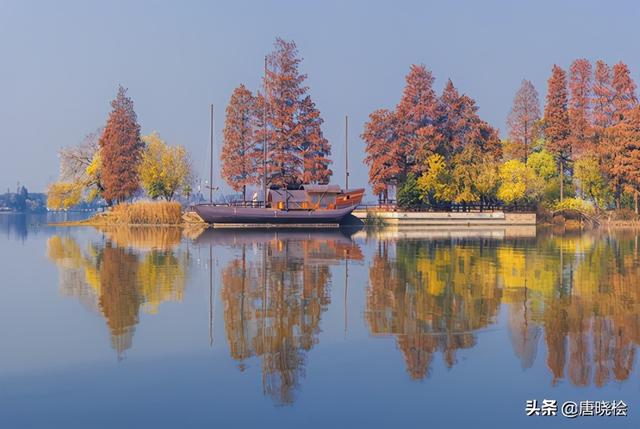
left=212, top=222, right=340, bottom=229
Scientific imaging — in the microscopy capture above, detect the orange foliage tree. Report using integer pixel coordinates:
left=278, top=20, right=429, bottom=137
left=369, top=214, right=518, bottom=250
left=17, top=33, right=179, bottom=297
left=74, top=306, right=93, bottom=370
left=262, top=38, right=331, bottom=187
left=394, top=64, right=438, bottom=174
left=435, top=79, right=501, bottom=161
left=362, top=109, right=401, bottom=202
left=568, top=59, right=593, bottom=156
left=543, top=65, right=571, bottom=201
left=299, top=96, right=332, bottom=184
left=99, top=86, right=143, bottom=205
left=221, top=84, right=260, bottom=202
left=604, top=106, right=640, bottom=210
left=363, top=65, right=499, bottom=203
left=507, top=79, right=541, bottom=161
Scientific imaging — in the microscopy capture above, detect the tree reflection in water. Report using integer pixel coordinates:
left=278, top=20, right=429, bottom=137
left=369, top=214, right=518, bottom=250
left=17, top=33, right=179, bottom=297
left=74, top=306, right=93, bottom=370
left=366, top=239, right=502, bottom=379
left=46, top=227, right=188, bottom=358
left=366, top=232, right=640, bottom=387
left=45, top=226, right=640, bottom=399
left=217, top=231, right=363, bottom=405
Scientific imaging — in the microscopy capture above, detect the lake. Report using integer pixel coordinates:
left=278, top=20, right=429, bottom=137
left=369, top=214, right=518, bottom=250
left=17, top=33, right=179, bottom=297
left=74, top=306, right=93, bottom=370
left=0, top=213, right=638, bottom=428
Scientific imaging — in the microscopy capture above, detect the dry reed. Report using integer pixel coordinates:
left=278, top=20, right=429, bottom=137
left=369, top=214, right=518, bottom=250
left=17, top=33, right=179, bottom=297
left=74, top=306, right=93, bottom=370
left=107, top=201, right=183, bottom=225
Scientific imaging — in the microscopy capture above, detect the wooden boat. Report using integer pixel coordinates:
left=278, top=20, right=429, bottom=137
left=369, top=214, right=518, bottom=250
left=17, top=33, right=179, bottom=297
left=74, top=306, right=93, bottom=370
left=193, top=185, right=364, bottom=226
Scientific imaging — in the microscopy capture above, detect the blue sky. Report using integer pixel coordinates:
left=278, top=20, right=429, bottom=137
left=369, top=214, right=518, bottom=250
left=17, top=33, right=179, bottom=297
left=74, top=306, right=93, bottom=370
left=1, top=0, right=638, bottom=193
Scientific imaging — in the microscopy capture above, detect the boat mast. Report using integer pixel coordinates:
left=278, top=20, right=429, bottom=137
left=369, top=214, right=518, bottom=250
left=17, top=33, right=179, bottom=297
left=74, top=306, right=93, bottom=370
left=210, top=104, right=214, bottom=203
left=345, top=115, right=349, bottom=190
left=263, top=56, right=268, bottom=208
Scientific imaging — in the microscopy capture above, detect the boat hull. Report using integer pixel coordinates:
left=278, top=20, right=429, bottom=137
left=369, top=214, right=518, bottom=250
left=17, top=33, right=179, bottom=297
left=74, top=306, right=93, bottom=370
left=192, top=204, right=359, bottom=225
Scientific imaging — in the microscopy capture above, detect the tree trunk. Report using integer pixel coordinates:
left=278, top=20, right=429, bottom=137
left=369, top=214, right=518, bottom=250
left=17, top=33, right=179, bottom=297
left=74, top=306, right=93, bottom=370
left=559, top=159, right=564, bottom=202
left=635, top=191, right=638, bottom=215
left=243, top=185, right=246, bottom=205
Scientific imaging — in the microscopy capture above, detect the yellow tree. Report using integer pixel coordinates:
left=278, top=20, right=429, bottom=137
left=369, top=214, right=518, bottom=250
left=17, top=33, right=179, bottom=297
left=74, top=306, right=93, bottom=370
left=47, top=129, right=105, bottom=209
left=47, top=182, right=82, bottom=210
left=139, top=132, right=193, bottom=201
left=497, top=160, right=543, bottom=205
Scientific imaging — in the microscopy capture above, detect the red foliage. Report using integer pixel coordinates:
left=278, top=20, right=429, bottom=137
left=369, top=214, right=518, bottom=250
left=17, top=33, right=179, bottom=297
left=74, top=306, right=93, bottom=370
left=362, top=109, right=401, bottom=200
left=435, top=79, right=501, bottom=161
left=362, top=66, right=500, bottom=199
left=99, top=86, right=143, bottom=205
left=603, top=106, right=640, bottom=207
left=592, top=60, right=614, bottom=130
left=568, top=59, right=593, bottom=155
left=544, top=65, right=571, bottom=159
left=261, top=38, right=331, bottom=187
left=221, top=85, right=260, bottom=200
left=394, top=64, right=438, bottom=173
left=507, top=79, right=541, bottom=161
left=298, top=96, right=332, bottom=184
left=612, top=62, right=638, bottom=123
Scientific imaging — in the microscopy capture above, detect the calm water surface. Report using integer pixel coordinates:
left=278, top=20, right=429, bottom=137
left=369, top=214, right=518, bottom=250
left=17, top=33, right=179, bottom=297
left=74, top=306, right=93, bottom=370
left=0, top=213, right=638, bottom=428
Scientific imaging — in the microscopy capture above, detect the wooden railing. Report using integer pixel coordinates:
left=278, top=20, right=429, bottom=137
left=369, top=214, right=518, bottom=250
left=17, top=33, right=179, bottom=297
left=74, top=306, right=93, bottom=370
left=357, top=201, right=536, bottom=213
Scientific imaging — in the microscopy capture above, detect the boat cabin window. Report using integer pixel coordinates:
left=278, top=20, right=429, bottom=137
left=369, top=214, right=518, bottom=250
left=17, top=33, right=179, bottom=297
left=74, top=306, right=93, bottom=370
left=309, top=193, right=336, bottom=208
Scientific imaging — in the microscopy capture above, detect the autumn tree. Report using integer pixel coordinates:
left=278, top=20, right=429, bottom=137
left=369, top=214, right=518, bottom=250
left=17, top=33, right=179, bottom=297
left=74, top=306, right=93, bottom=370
left=99, top=86, right=144, bottom=205
left=604, top=106, right=640, bottom=210
left=592, top=61, right=614, bottom=132
left=574, top=156, right=609, bottom=207
left=611, top=61, right=638, bottom=123
left=599, top=62, right=638, bottom=208
left=394, top=64, right=438, bottom=172
left=139, top=132, right=193, bottom=201
left=543, top=65, right=571, bottom=201
left=47, top=182, right=82, bottom=210
left=436, top=79, right=501, bottom=161
left=363, top=67, right=500, bottom=204
left=362, top=109, right=400, bottom=202
left=507, top=79, right=541, bottom=161
left=221, top=85, right=260, bottom=202
left=47, top=129, right=105, bottom=209
left=568, top=59, right=592, bottom=156
left=299, top=95, right=332, bottom=184
left=497, top=160, right=543, bottom=205
left=416, top=154, right=455, bottom=205
left=262, top=38, right=331, bottom=187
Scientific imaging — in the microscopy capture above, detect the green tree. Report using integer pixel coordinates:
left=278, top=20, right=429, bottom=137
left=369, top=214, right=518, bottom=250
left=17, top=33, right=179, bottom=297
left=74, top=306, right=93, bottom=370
left=397, top=173, right=422, bottom=209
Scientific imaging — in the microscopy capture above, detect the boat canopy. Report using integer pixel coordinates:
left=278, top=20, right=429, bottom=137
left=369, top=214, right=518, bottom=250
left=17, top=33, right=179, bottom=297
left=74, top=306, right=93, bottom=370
left=267, top=184, right=343, bottom=209
left=301, top=184, right=342, bottom=193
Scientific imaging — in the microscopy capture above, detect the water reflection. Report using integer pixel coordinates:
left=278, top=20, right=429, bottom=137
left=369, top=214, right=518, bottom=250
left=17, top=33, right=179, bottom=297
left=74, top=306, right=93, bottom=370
left=366, top=232, right=640, bottom=388
left=46, top=228, right=188, bottom=358
left=203, top=229, right=363, bottom=405
left=366, top=239, right=503, bottom=379
left=41, top=225, right=640, bottom=404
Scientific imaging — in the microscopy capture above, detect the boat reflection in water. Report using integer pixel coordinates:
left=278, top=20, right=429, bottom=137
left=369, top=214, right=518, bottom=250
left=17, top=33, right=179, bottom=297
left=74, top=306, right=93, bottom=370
left=46, top=227, right=189, bottom=359
left=366, top=232, right=640, bottom=387
left=196, top=227, right=363, bottom=405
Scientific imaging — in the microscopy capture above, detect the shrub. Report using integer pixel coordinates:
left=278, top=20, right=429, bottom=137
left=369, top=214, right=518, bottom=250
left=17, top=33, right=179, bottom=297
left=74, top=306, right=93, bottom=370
left=553, top=197, right=595, bottom=215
